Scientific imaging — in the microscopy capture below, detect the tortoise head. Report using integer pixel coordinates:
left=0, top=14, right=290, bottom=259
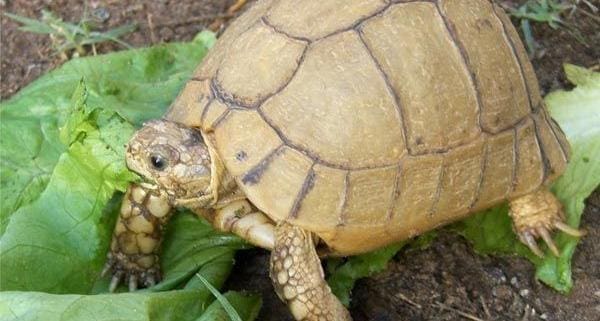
left=126, top=120, right=212, bottom=200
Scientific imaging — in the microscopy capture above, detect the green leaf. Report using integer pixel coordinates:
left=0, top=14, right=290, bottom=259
left=0, top=82, right=137, bottom=293
left=0, top=290, right=205, bottom=321
left=145, top=212, right=249, bottom=293
left=0, top=31, right=260, bottom=321
left=195, top=292, right=262, bottom=321
left=1, top=33, right=215, bottom=125
left=536, top=64, right=600, bottom=292
left=0, top=34, right=214, bottom=234
left=327, top=243, right=405, bottom=306
left=0, top=117, right=64, bottom=234
left=195, top=274, right=243, bottom=321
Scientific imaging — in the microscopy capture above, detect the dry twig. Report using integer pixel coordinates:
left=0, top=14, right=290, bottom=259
left=433, top=302, right=487, bottom=321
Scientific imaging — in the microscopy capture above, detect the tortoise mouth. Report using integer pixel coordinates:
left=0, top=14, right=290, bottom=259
left=138, top=180, right=159, bottom=191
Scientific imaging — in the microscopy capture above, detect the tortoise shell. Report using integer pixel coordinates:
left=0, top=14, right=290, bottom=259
left=165, top=0, right=570, bottom=255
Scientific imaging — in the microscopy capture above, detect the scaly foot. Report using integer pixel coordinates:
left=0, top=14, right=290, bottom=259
left=270, top=222, right=352, bottom=321
left=102, top=184, right=172, bottom=292
left=509, top=189, right=585, bottom=257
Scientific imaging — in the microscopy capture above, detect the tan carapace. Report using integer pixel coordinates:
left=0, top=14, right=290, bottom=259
left=103, top=1, right=584, bottom=320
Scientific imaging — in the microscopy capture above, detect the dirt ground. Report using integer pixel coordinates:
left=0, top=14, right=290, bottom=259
left=1, top=1, right=598, bottom=320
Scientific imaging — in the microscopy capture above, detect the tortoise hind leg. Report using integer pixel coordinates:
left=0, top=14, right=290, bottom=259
left=509, top=188, right=585, bottom=257
left=270, top=222, right=352, bottom=321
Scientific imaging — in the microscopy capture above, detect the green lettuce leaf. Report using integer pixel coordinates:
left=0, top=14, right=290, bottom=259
left=536, top=64, right=600, bottom=291
left=0, top=31, right=215, bottom=234
left=1, top=31, right=260, bottom=320
left=0, top=288, right=259, bottom=321
left=0, top=290, right=205, bottom=321
left=195, top=292, right=262, bottom=321
left=327, top=244, right=404, bottom=306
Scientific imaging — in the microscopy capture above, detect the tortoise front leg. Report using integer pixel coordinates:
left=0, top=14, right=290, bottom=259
left=102, top=184, right=173, bottom=291
left=510, top=188, right=585, bottom=257
left=270, top=222, right=352, bottom=321
left=213, top=200, right=275, bottom=250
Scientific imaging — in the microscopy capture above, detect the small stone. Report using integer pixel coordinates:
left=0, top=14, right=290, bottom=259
left=510, top=277, right=518, bottom=286
left=519, top=289, right=530, bottom=297
left=540, top=313, right=548, bottom=320
left=92, top=7, right=110, bottom=22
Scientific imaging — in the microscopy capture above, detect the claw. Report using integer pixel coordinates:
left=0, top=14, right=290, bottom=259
left=145, top=275, right=156, bottom=288
left=109, top=271, right=123, bottom=293
left=128, top=275, right=138, bottom=292
left=537, top=227, right=560, bottom=257
left=554, top=221, right=586, bottom=237
left=101, top=261, right=112, bottom=278
left=520, top=231, right=544, bottom=258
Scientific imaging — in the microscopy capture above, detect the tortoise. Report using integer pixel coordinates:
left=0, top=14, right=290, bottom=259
left=102, top=0, right=585, bottom=320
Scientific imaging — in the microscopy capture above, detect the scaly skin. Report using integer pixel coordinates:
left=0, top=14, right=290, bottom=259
left=103, top=184, right=172, bottom=291
left=509, top=188, right=585, bottom=257
left=270, top=222, right=351, bottom=321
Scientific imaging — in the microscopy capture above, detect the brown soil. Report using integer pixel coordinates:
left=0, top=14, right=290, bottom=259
left=1, top=1, right=598, bottom=320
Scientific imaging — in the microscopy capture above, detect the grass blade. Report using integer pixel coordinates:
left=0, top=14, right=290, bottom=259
left=195, top=273, right=242, bottom=321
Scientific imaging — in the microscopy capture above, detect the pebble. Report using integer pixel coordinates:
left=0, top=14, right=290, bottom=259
left=92, top=7, right=110, bottom=23
left=540, top=313, right=548, bottom=320
left=519, top=289, right=530, bottom=297
left=510, top=276, right=519, bottom=286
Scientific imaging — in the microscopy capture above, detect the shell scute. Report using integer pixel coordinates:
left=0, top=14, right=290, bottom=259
left=361, top=2, right=481, bottom=155
left=438, top=0, right=531, bottom=133
left=265, top=0, right=388, bottom=40
left=216, top=21, right=307, bottom=107
left=260, top=31, right=406, bottom=169
left=214, top=109, right=283, bottom=177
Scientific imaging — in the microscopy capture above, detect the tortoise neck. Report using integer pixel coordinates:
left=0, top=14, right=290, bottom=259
left=200, top=130, right=237, bottom=207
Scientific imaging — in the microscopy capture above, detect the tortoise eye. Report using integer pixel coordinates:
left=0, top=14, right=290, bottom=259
left=150, top=154, right=168, bottom=171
